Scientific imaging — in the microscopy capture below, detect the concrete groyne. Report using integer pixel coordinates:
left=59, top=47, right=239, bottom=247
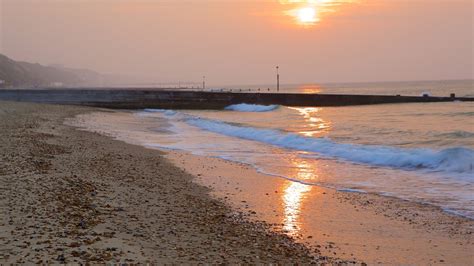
left=0, top=88, right=472, bottom=109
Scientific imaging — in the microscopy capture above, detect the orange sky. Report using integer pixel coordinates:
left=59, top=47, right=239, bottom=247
left=1, top=0, right=472, bottom=85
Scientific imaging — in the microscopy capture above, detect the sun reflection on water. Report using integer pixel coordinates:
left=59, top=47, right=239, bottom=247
left=282, top=159, right=317, bottom=234
left=289, top=107, right=331, bottom=137
left=299, top=84, right=322, bottom=94
left=281, top=107, right=333, bottom=234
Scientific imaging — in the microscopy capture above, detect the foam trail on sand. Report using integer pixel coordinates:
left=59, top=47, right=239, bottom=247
left=225, top=104, right=279, bottom=112
left=186, top=117, right=474, bottom=176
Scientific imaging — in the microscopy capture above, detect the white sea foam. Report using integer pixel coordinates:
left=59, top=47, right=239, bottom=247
left=186, top=118, right=474, bottom=175
left=143, top=108, right=165, bottom=112
left=224, top=103, right=279, bottom=112
left=143, top=109, right=177, bottom=116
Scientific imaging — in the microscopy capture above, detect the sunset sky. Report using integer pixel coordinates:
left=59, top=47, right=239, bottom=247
left=1, top=0, right=473, bottom=85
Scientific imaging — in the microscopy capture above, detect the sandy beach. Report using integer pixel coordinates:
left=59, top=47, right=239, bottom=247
left=73, top=109, right=474, bottom=264
left=0, top=101, right=336, bottom=264
left=1, top=101, right=473, bottom=264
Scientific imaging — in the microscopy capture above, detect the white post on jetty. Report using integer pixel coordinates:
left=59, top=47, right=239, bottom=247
left=276, top=66, right=280, bottom=92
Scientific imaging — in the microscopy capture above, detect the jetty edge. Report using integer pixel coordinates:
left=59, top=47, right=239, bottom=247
left=0, top=88, right=472, bottom=109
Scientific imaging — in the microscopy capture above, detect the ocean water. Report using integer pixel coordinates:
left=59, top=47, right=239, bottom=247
left=216, top=79, right=473, bottom=97
left=83, top=80, right=474, bottom=218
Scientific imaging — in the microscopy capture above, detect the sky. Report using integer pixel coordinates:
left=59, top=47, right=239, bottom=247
left=1, top=0, right=473, bottom=86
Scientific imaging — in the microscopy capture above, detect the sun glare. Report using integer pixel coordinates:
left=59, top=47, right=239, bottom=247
left=279, top=0, right=357, bottom=27
left=297, top=7, right=318, bottom=24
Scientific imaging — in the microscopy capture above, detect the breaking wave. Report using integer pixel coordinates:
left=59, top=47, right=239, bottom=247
left=224, top=103, right=279, bottom=112
left=186, top=118, right=474, bottom=175
left=143, top=109, right=177, bottom=116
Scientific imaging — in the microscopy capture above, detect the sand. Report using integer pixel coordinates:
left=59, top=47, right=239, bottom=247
left=0, top=101, right=340, bottom=264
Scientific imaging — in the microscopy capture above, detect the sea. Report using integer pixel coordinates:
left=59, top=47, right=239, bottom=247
left=79, top=80, right=474, bottom=219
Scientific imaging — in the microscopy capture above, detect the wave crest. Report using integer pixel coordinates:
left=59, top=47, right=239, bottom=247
left=224, top=103, right=279, bottom=112
left=143, top=109, right=177, bottom=116
left=186, top=118, right=474, bottom=175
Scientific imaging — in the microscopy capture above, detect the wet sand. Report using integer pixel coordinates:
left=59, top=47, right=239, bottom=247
left=167, top=151, right=474, bottom=264
left=0, top=101, right=341, bottom=264
left=71, top=110, right=474, bottom=264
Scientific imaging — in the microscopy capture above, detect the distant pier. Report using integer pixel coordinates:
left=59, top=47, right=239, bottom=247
left=0, top=88, right=472, bottom=109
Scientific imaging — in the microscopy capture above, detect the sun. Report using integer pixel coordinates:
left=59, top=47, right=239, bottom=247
left=280, top=0, right=358, bottom=27
left=296, top=7, right=318, bottom=24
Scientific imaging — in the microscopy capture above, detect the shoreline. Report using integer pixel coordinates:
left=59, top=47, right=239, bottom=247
left=163, top=150, right=473, bottom=264
left=172, top=149, right=474, bottom=222
left=71, top=109, right=473, bottom=264
left=0, top=101, right=338, bottom=263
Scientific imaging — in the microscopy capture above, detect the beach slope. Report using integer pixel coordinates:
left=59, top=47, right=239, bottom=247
left=0, top=101, right=336, bottom=264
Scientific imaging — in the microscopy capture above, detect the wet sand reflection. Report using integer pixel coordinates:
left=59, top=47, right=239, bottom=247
left=282, top=159, right=317, bottom=235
